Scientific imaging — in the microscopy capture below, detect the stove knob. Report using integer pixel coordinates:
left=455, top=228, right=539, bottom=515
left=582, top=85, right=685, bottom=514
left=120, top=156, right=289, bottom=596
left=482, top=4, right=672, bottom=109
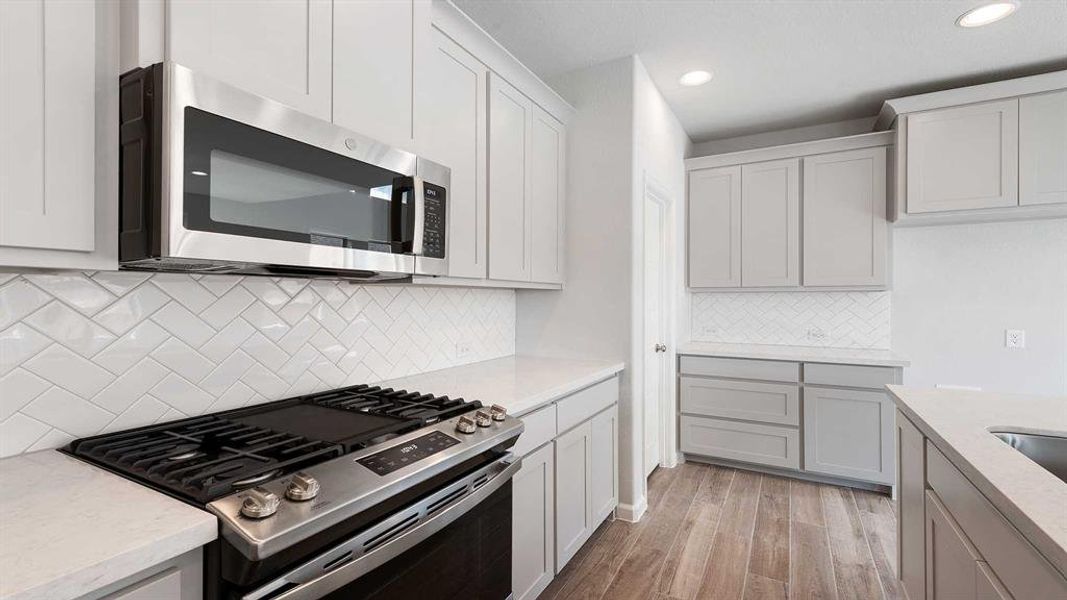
left=241, top=487, right=280, bottom=519
left=456, top=415, right=477, bottom=434
left=474, top=410, right=492, bottom=427
left=489, top=405, right=507, bottom=421
left=285, top=472, right=320, bottom=502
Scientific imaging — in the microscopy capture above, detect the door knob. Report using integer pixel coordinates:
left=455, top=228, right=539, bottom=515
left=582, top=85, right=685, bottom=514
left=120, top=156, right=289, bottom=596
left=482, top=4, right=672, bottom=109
left=654, top=343, right=667, bottom=353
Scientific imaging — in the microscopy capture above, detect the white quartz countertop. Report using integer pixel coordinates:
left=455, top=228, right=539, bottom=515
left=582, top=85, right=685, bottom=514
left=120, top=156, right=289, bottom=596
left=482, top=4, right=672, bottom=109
left=678, top=341, right=910, bottom=367
left=379, top=355, right=625, bottom=417
left=0, top=450, right=217, bottom=600
left=887, top=385, right=1067, bottom=574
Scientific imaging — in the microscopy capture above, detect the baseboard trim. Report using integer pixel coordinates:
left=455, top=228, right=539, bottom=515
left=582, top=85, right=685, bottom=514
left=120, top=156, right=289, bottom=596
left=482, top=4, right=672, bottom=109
left=616, top=497, right=647, bottom=523
left=682, top=454, right=893, bottom=494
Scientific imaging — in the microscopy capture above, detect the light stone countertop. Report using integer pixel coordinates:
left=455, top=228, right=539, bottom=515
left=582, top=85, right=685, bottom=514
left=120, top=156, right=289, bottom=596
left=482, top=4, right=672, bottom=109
left=379, top=354, right=626, bottom=417
left=0, top=450, right=217, bottom=600
left=678, top=341, right=910, bottom=367
left=887, top=385, right=1067, bottom=575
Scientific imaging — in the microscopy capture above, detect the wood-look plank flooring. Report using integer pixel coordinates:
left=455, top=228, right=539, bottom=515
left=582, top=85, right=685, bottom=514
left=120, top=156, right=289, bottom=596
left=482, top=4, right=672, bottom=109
left=541, top=463, right=904, bottom=600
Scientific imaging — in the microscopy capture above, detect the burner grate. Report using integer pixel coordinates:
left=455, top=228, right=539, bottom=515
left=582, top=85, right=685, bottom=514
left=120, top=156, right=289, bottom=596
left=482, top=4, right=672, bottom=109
left=70, top=416, right=343, bottom=504
left=311, top=384, right=481, bottom=426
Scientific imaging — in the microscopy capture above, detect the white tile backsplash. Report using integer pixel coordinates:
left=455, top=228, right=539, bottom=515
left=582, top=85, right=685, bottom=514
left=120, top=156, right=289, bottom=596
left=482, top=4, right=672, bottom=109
left=0, top=272, right=515, bottom=457
left=690, top=290, right=891, bottom=349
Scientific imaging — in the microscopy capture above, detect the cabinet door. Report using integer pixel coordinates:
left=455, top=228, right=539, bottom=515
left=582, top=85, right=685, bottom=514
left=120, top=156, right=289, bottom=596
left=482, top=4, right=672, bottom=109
left=512, top=443, right=555, bottom=600
left=906, top=99, right=1019, bottom=213
left=741, top=158, right=800, bottom=287
left=420, top=29, right=487, bottom=279
left=488, top=75, right=533, bottom=282
left=688, top=166, right=741, bottom=288
left=0, top=0, right=98, bottom=253
left=897, top=411, right=927, bottom=600
left=530, top=106, right=566, bottom=284
left=334, top=0, right=430, bottom=150
left=925, top=491, right=980, bottom=599
left=803, top=387, right=894, bottom=484
left=1019, top=90, right=1067, bottom=206
left=168, top=0, right=332, bottom=120
left=977, top=561, right=1013, bottom=600
left=589, top=405, right=618, bottom=526
left=554, top=421, right=591, bottom=570
left=803, top=147, right=888, bottom=287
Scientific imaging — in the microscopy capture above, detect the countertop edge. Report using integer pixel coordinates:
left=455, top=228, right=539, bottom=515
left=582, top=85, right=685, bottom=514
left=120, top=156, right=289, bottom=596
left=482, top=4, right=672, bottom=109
left=887, top=386, right=1067, bottom=576
left=677, top=344, right=910, bottom=367
left=508, top=362, right=625, bottom=417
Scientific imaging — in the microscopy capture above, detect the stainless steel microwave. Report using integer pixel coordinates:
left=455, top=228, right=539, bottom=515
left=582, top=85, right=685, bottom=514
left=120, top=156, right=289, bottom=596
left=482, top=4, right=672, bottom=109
left=119, top=62, right=447, bottom=281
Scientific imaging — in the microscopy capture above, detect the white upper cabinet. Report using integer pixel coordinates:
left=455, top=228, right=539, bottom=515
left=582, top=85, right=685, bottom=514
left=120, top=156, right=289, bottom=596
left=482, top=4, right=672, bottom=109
left=905, top=98, right=1019, bottom=213
left=488, top=75, right=532, bottom=282
left=803, top=147, right=888, bottom=287
left=168, top=0, right=332, bottom=120
left=0, top=0, right=118, bottom=269
left=688, top=166, right=741, bottom=288
left=420, top=29, right=488, bottom=279
left=334, top=0, right=430, bottom=151
left=1019, top=90, right=1067, bottom=206
left=741, top=158, right=800, bottom=287
left=530, top=106, right=566, bottom=284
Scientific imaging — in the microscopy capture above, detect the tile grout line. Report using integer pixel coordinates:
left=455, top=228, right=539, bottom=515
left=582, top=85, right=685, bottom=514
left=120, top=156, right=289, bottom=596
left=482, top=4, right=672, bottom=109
left=689, top=466, right=736, bottom=600
left=852, top=490, right=891, bottom=600
left=738, top=473, right=763, bottom=600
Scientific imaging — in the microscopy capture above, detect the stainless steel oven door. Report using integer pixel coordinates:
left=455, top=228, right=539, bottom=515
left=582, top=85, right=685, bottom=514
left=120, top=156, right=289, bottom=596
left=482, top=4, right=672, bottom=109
left=161, top=62, right=445, bottom=277
left=242, top=454, right=519, bottom=600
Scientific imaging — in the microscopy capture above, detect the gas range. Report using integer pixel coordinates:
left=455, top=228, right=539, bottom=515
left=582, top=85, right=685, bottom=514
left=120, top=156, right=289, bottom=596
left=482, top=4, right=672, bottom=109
left=64, top=383, right=523, bottom=600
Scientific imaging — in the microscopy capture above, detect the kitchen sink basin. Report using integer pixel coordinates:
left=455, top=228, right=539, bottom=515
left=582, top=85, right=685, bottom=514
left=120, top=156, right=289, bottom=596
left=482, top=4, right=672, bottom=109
left=991, top=431, right=1067, bottom=484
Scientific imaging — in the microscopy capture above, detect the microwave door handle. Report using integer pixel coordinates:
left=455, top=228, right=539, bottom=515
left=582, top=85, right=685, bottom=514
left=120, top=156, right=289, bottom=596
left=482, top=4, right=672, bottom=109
left=410, top=176, right=425, bottom=256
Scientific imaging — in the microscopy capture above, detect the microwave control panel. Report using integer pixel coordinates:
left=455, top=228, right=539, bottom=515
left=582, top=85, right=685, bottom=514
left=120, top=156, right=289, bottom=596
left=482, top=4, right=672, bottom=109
left=422, top=184, right=446, bottom=259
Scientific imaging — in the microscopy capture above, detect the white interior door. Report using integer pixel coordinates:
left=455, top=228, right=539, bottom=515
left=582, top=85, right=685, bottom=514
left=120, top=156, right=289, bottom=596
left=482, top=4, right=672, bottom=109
left=642, top=186, right=669, bottom=476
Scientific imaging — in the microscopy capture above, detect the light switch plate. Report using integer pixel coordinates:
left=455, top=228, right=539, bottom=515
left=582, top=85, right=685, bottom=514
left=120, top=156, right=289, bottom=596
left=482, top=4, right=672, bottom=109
left=1005, top=329, right=1026, bottom=349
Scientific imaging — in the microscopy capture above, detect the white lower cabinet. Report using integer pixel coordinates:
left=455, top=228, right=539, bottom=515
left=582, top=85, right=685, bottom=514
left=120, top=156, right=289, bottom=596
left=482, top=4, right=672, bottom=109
left=511, top=377, right=619, bottom=597
left=512, top=442, right=555, bottom=600
left=96, top=548, right=202, bottom=600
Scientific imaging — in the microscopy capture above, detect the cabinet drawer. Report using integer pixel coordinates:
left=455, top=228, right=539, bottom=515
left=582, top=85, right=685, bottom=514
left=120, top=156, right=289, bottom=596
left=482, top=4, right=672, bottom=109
left=803, top=363, right=899, bottom=389
left=513, top=404, right=557, bottom=457
left=679, top=355, right=799, bottom=383
left=680, top=376, right=799, bottom=426
left=926, top=443, right=1067, bottom=599
left=556, top=377, right=619, bottom=434
left=680, top=415, right=800, bottom=470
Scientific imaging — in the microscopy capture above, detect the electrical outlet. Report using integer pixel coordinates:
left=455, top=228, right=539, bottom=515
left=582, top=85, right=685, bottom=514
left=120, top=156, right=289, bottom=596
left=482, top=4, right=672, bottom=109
left=806, top=327, right=828, bottom=343
left=454, top=340, right=472, bottom=359
left=698, top=325, right=718, bottom=338
left=1005, top=329, right=1026, bottom=349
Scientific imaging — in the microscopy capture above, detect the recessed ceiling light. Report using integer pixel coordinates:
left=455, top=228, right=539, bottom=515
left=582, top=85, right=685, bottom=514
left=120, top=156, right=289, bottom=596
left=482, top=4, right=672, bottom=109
left=956, top=2, right=1018, bottom=28
left=679, top=70, right=713, bottom=87
left=190, top=170, right=208, bottom=177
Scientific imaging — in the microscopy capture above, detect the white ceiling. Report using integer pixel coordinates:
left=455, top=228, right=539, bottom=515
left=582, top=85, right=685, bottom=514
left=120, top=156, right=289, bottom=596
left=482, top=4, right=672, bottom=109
left=452, top=0, right=1067, bottom=142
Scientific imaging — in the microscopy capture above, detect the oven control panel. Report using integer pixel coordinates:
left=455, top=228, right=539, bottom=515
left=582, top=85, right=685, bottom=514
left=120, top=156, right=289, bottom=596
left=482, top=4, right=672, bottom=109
left=357, top=431, right=460, bottom=476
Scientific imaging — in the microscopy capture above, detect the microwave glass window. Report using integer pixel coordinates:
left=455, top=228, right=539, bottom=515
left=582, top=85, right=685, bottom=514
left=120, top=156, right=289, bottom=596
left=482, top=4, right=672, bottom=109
left=183, top=108, right=414, bottom=252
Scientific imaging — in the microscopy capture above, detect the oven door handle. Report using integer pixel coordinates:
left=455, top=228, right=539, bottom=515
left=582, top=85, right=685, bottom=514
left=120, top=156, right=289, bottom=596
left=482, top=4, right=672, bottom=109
left=242, top=453, right=521, bottom=600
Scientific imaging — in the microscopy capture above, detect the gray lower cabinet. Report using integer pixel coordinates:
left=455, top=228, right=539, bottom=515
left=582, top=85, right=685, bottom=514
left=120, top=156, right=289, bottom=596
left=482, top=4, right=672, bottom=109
left=926, top=490, right=981, bottom=599
left=95, top=549, right=202, bottom=600
left=803, top=386, right=894, bottom=485
left=678, top=354, right=901, bottom=488
left=589, top=404, right=619, bottom=525
left=897, top=411, right=926, bottom=600
left=897, top=412, right=1067, bottom=600
left=512, top=442, right=554, bottom=600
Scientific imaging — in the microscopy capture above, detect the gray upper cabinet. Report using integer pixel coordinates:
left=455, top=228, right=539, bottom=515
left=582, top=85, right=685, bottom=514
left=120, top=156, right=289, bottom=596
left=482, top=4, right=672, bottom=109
left=803, top=147, right=888, bottom=287
left=688, top=166, right=742, bottom=288
left=488, top=75, right=533, bottom=282
left=741, top=158, right=800, bottom=287
left=905, top=99, right=1019, bottom=213
left=530, top=106, right=566, bottom=284
left=1019, top=90, right=1067, bottom=206
left=420, top=29, right=488, bottom=280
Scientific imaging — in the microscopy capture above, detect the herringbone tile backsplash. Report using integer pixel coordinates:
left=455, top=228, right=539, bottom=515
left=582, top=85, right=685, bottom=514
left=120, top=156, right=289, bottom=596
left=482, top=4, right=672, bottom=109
left=690, top=291, right=891, bottom=349
left=0, top=272, right=515, bottom=457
